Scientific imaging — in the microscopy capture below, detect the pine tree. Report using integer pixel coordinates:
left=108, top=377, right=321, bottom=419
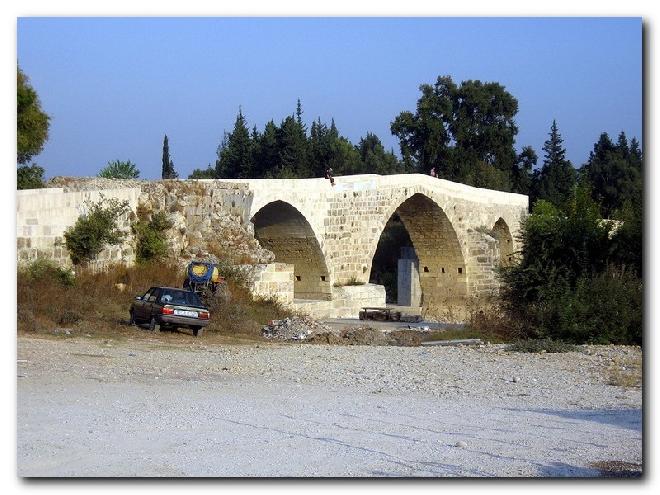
left=581, top=131, right=642, bottom=217
left=216, top=109, right=253, bottom=178
left=511, top=145, right=537, bottom=195
left=276, top=103, right=309, bottom=177
left=357, top=132, right=400, bottom=175
left=530, top=120, right=576, bottom=208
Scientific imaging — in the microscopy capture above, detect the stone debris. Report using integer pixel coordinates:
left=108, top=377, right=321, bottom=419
left=262, top=317, right=332, bottom=341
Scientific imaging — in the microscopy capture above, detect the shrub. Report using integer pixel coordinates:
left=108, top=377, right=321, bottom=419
left=188, top=166, right=217, bottom=179
left=133, top=211, right=173, bottom=263
left=58, top=310, right=82, bottom=326
left=507, top=338, right=578, bottom=353
left=500, top=184, right=642, bottom=345
left=23, top=258, right=75, bottom=286
left=63, top=196, right=130, bottom=265
left=98, top=160, right=140, bottom=179
left=17, top=164, right=45, bottom=189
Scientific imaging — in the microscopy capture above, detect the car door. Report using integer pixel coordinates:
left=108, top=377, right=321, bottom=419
left=146, top=288, right=161, bottom=320
left=134, top=288, right=153, bottom=321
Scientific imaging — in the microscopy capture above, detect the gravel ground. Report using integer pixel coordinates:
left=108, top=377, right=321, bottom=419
left=16, top=335, right=642, bottom=477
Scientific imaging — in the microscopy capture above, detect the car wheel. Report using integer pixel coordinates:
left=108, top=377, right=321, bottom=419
left=192, top=327, right=203, bottom=337
left=129, top=310, right=136, bottom=326
left=149, top=316, right=160, bottom=333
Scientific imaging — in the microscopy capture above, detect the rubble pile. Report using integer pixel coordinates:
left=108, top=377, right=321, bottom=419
left=262, top=316, right=332, bottom=341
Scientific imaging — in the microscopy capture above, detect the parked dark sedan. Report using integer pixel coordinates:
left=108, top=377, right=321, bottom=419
left=129, top=286, right=210, bottom=336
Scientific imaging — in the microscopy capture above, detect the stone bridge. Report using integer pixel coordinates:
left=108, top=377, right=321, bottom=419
left=16, top=174, right=528, bottom=319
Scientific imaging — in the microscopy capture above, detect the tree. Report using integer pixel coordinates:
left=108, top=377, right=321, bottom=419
left=580, top=131, right=642, bottom=218
left=276, top=114, right=309, bottom=178
left=253, top=120, right=280, bottom=178
left=511, top=146, right=537, bottom=195
left=391, top=75, right=524, bottom=191
left=188, top=166, right=217, bottom=179
left=500, top=184, right=641, bottom=344
left=98, top=160, right=140, bottom=179
left=132, top=211, right=173, bottom=263
left=17, top=164, right=45, bottom=190
left=161, top=135, right=178, bottom=179
left=216, top=109, right=253, bottom=178
left=63, top=196, right=130, bottom=265
left=17, top=67, right=50, bottom=165
left=357, top=132, right=401, bottom=175
left=530, top=120, right=576, bottom=208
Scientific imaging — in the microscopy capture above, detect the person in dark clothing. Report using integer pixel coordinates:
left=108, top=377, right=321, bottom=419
left=325, top=167, right=335, bottom=186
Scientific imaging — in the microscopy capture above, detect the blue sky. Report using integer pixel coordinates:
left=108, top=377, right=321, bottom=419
left=17, top=17, right=642, bottom=180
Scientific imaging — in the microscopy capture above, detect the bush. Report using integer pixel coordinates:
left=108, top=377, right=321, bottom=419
left=23, top=258, right=75, bottom=286
left=500, top=185, right=642, bottom=345
left=98, top=160, right=140, bottom=179
left=58, top=309, right=82, bottom=326
left=529, top=270, right=641, bottom=345
left=507, top=338, right=578, bottom=353
left=63, top=196, right=130, bottom=265
left=188, top=166, right=217, bottom=179
left=133, top=211, right=173, bottom=263
left=17, top=164, right=45, bottom=189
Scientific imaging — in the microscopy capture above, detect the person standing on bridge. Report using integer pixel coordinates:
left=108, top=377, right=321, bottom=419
left=429, top=167, right=437, bottom=178
left=325, top=167, right=335, bottom=186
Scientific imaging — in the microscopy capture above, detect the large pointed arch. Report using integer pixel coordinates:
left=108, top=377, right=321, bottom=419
left=370, top=193, right=467, bottom=310
left=251, top=200, right=331, bottom=300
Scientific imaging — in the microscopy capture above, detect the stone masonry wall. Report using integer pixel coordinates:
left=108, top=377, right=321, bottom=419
left=18, top=174, right=528, bottom=319
left=16, top=187, right=140, bottom=269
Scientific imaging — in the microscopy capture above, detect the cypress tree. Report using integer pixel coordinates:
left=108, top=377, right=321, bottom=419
left=161, top=135, right=170, bottom=179
left=530, top=120, right=576, bottom=208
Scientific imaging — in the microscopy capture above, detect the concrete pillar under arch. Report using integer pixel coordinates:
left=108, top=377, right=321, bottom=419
left=397, top=247, right=421, bottom=307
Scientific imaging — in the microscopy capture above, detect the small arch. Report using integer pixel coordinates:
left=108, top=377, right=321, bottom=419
left=491, top=218, right=514, bottom=266
left=251, top=200, right=331, bottom=300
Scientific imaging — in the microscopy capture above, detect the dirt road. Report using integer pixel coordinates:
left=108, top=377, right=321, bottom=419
left=17, top=336, right=642, bottom=477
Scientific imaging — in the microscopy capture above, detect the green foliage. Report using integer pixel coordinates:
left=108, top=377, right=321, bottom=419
left=17, top=67, right=50, bottom=165
left=610, top=199, right=643, bottom=276
left=161, top=135, right=178, bottom=179
left=580, top=131, right=642, bottom=218
left=511, top=146, right=537, bottom=195
left=132, top=211, right=173, bottom=263
left=188, top=166, right=217, bottom=179
left=500, top=184, right=642, bottom=345
left=98, top=160, right=140, bottom=179
left=216, top=110, right=253, bottom=178
left=22, top=258, right=75, bottom=287
left=507, top=338, right=578, bottom=353
left=63, top=196, right=130, bottom=265
left=530, top=120, right=576, bottom=208
left=17, top=163, right=45, bottom=189
left=391, top=75, right=527, bottom=191
left=214, top=102, right=407, bottom=179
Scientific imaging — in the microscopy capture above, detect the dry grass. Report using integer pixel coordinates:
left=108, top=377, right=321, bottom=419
left=17, top=259, right=291, bottom=344
left=606, top=353, right=642, bottom=388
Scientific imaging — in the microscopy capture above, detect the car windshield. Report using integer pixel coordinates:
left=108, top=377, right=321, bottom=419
left=159, top=289, right=203, bottom=307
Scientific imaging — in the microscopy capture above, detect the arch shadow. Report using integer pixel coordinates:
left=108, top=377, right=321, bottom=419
left=491, top=217, right=514, bottom=267
left=370, top=193, right=467, bottom=311
left=251, top=200, right=331, bottom=301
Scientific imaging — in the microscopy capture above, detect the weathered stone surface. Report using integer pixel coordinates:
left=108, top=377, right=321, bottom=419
left=17, top=174, right=528, bottom=319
